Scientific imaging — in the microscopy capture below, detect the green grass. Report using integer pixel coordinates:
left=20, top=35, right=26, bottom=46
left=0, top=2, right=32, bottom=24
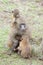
left=0, top=20, right=43, bottom=65
left=0, top=0, right=43, bottom=65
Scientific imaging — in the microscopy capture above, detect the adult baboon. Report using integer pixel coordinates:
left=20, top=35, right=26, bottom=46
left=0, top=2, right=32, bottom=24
left=7, top=9, right=31, bottom=55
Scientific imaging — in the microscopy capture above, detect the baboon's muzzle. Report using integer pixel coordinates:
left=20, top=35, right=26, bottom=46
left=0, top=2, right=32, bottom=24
left=19, top=23, right=26, bottom=31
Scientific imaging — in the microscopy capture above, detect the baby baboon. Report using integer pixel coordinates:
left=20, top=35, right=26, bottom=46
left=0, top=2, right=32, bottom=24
left=18, top=36, right=32, bottom=58
left=7, top=9, right=31, bottom=55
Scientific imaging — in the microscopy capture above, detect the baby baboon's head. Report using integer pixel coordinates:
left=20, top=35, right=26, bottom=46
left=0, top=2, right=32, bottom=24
left=12, top=9, right=20, bottom=18
left=15, top=33, right=22, bottom=41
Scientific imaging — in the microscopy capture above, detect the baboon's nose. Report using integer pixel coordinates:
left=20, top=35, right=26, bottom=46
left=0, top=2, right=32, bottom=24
left=21, top=26, right=24, bottom=30
left=20, top=23, right=26, bottom=31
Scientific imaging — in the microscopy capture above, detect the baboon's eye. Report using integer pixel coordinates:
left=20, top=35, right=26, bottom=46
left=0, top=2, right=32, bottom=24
left=20, top=23, right=26, bottom=31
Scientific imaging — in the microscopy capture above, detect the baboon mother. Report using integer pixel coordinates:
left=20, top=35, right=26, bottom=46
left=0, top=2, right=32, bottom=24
left=7, top=9, right=31, bottom=55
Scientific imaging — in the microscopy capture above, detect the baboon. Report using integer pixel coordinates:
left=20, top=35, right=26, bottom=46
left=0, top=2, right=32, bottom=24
left=7, top=9, right=31, bottom=55
left=18, top=36, right=32, bottom=58
left=7, top=9, right=25, bottom=54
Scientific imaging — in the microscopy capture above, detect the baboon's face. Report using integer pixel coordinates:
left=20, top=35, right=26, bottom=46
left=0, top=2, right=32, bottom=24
left=15, top=33, right=22, bottom=41
left=18, top=23, right=26, bottom=32
left=13, top=21, right=27, bottom=33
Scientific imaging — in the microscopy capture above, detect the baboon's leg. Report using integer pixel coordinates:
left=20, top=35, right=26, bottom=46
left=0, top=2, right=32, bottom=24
left=11, top=40, right=19, bottom=52
left=7, top=40, right=19, bottom=55
left=7, top=40, right=13, bottom=55
left=21, top=51, right=28, bottom=58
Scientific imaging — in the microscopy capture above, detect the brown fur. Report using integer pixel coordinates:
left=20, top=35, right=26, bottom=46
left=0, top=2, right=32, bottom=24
left=7, top=9, right=32, bottom=55
left=7, top=9, right=21, bottom=55
left=18, top=36, right=32, bottom=58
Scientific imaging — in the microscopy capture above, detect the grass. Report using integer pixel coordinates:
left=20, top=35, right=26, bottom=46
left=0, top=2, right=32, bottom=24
left=0, top=0, right=43, bottom=65
left=0, top=19, right=43, bottom=65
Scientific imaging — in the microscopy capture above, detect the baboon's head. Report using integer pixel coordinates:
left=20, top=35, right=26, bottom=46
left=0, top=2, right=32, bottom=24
left=12, top=9, right=20, bottom=18
left=15, top=33, right=22, bottom=41
left=12, top=9, right=27, bottom=35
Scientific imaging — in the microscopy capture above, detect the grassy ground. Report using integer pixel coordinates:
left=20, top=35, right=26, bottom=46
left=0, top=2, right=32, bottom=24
left=0, top=0, right=43, bottom=65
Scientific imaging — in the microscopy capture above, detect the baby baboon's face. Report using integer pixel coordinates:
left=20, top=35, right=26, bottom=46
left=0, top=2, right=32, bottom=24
left=15, top=33, right=22, bottom=41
